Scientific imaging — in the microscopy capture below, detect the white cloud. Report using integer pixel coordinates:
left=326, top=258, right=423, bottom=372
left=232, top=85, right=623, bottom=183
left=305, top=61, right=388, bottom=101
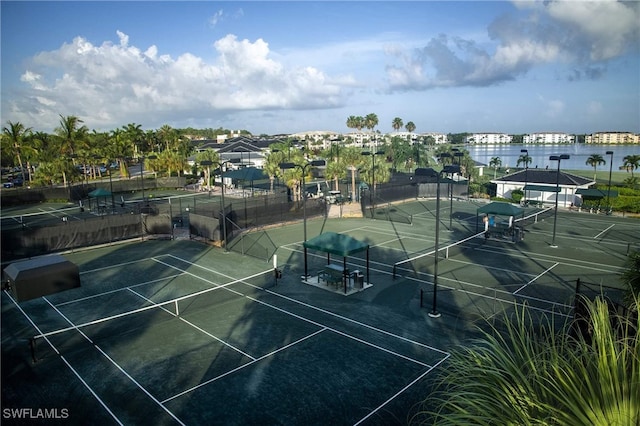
left=386, top=0, right=639, bottom=90
left=209, top=9, right=224, bottom=27
left=8, top=32, right=348, bottom=131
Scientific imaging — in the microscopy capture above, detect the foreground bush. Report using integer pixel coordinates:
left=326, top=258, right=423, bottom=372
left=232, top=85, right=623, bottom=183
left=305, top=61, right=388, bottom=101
left=412, top=298, right=639, bottom=425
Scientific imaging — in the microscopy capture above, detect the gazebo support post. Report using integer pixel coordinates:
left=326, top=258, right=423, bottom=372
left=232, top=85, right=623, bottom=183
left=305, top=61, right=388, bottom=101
left=343, top=257, right=347, bottom=294
left=366, top=248, right=370, bottom=287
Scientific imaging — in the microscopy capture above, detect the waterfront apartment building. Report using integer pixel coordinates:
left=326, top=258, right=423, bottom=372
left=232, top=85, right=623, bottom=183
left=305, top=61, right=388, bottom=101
left=465, top=133, right=512, bottom=144
left=585, top=132, right=639, bottom=144
left=523, top=132, right=575, bottom=144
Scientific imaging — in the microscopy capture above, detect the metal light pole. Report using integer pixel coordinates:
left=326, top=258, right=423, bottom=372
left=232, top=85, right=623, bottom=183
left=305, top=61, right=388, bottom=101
left=606, top=150, right=614, bottom=213
left=219, top=161, right=232, bottom=252
left=550, top=154, right=570, bottom=248
left=280, top=160, right=324, bottom=279
left=361, top=150, right=385, bottom=214
left=521, top=149, right=528, bottom=204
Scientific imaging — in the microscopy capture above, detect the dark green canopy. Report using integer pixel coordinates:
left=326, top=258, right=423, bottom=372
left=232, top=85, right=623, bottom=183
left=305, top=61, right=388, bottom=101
left=576, top=188, right=618, bottom=199
left=88, top=188, right=112, bottom=197
left=477, top=202, right=524, bottom=217
left=303, top=232, right=369, bottom=257
left=223, top=167, right=268, bottom=181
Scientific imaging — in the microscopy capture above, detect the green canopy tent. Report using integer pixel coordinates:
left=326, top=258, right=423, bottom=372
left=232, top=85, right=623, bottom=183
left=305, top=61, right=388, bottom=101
left=88, top=188, right=114, bottom=213
left=575, top=188, right=618, bottom=210
left=222, top=167, right=268, bottom=196
left=476, top=201, right=524, bottom=233
left=303, top=232, right=370, bottom=293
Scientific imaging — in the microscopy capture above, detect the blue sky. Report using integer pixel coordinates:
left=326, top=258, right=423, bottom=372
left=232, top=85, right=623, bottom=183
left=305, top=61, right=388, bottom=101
left=2, top=1, right=639, bottom=135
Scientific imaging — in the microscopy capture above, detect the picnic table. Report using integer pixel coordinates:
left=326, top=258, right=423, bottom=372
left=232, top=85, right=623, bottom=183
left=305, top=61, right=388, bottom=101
left=318, top=264, right=347, bottom=287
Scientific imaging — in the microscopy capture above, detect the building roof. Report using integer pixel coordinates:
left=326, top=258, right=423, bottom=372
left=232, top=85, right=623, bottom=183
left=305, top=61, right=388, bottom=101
left=494, top=169, right=592, bottom=186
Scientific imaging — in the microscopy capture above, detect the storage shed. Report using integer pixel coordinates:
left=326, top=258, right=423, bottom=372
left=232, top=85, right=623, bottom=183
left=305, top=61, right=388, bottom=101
left=3, top=255, right=80, bottom=302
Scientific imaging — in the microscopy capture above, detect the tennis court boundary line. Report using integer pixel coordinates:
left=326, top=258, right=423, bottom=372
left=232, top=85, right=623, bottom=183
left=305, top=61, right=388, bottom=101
left=4, top=290, right=124, bottom=425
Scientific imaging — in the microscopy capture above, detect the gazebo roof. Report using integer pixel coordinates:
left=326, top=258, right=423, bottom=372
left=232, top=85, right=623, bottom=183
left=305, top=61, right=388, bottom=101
left=494, top=169, right=592, bottom=186
left=477, top=202, right=524, bottom=217
left=88, top=188, right=112, bottom=197
left=223, top=167, right=268, bottom=181
left=303, top=232, right=369, bottom=257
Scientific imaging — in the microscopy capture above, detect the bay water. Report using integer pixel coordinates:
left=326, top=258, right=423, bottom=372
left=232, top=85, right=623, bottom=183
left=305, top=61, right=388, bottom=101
left=464, top=144, right=640, bottom=171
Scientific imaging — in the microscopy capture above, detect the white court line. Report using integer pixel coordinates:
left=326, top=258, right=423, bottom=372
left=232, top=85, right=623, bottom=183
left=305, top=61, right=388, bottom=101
left=127, top=288, right=257, bottom=361
left=4, top=291, right=123, bottom=425
left=56, top=273, right=187, bottom=306
left=594, top=224, right=615, bottom=239
left=354, top=354, right=450, bottom=426
left=245, top=293, right=432, bottom=367
left=165, top=254, right=447, bottom=356
left=162, top=328, right=327, bottom=403
left=42, top=297, right=186, bottom=425
left=513, top=263, right=559, bottom=295
left=80, top=255, right=171, bottom=274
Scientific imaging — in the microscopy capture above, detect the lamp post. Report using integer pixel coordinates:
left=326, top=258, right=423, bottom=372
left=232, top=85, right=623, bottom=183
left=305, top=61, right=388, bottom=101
left=549, top=154, right=570, bottom=248
left=280, top=160, right=325, bottom=279
left=521, top=149, right=528, bottom=204
left=415, top=167, right=444, bottom=318
left=361, top=150, right=385, bottom=213
left=217, top=161, right=233, bottom=252
left=606, top=150, right=614, bottom=213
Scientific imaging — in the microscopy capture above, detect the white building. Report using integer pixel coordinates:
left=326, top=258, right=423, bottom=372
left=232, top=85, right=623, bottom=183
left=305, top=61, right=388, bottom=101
left=523, top=132, right=574, bottom=144
left=585, top=132, right=640, bottom=144
left=465, top=133, right=512, bottom=144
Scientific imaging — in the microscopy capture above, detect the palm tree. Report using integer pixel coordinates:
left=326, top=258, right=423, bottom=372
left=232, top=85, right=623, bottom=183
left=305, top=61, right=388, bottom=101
left=2, top=121, right=32, bottom=183
left=194, top=149, right=220, bottom=191
left=585, top=154, right=606, bottom=182
left=55, top=115, right=89, bottom=187
left=392, top=117, right=403, bottom=132
left=364, top=113, right=378, bottom=133
left=109, top=128, right=132, bottom=179
left=340, top=146, right=362, bottom=202
left=489, top=156, right=502, bottom=179
left=516, top=153, right=533, bottom=170
left=346, top=116, right=364, bottom=133
left=405, top=121, right=416, bottom=134
left=623, top=154, right=640, bottom=178
left=415, top=298, right=639, bottom=425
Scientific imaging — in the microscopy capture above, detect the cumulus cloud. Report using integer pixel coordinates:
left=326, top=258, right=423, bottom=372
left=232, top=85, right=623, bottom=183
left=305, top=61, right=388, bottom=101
left=9, top=32, right=346, bottom=130
left=386, top=0, right=639, bottom=90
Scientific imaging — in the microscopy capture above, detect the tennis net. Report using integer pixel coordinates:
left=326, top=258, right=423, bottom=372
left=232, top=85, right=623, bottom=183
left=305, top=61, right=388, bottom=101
left=392, top=231, right=485, bottom=278
left=26, top=268, right=274, bottom=361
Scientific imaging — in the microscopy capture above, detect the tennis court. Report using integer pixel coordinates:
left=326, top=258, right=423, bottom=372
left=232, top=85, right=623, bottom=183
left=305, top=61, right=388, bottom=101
left=2, top=198, right=638, bottom=424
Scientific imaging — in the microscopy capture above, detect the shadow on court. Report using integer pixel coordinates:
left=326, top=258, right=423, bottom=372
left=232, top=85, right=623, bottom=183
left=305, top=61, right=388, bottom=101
left=2, top=202, right=638, bottom=425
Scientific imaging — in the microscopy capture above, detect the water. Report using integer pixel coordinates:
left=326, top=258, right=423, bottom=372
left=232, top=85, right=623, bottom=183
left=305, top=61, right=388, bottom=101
left=464, top=144, right=640, bottom=171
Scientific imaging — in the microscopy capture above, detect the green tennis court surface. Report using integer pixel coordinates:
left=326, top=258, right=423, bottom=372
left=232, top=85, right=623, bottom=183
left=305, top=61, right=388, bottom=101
left=2, top=199, right=638, bottom=424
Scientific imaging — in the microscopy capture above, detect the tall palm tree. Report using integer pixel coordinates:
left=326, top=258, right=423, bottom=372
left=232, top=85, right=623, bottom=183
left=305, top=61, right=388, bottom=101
left=2, top=121, right=32, bottom=183
left=623, top=154, right=640, bottom=178
left=585, top=154, right=606, bottom=181
left=517, top=153, right=533, bottom=170
left=489, top=156, right=502, bottom=179
left=109, top=128, right=132, bottom=179
left=194, top=149, right=220, bottom=191
left=416, top=298, right=639, bottom=425
left=405, top=121, right=416, bottom=134
left=346, top=116, right=364, bottom=132
left=340, top=146, right=362, bottom=202
left=55, top=115, right=89, bottom=187
left=364, top=113, right=379, bottom=134
left=392, top=117, right=403, bottom=132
